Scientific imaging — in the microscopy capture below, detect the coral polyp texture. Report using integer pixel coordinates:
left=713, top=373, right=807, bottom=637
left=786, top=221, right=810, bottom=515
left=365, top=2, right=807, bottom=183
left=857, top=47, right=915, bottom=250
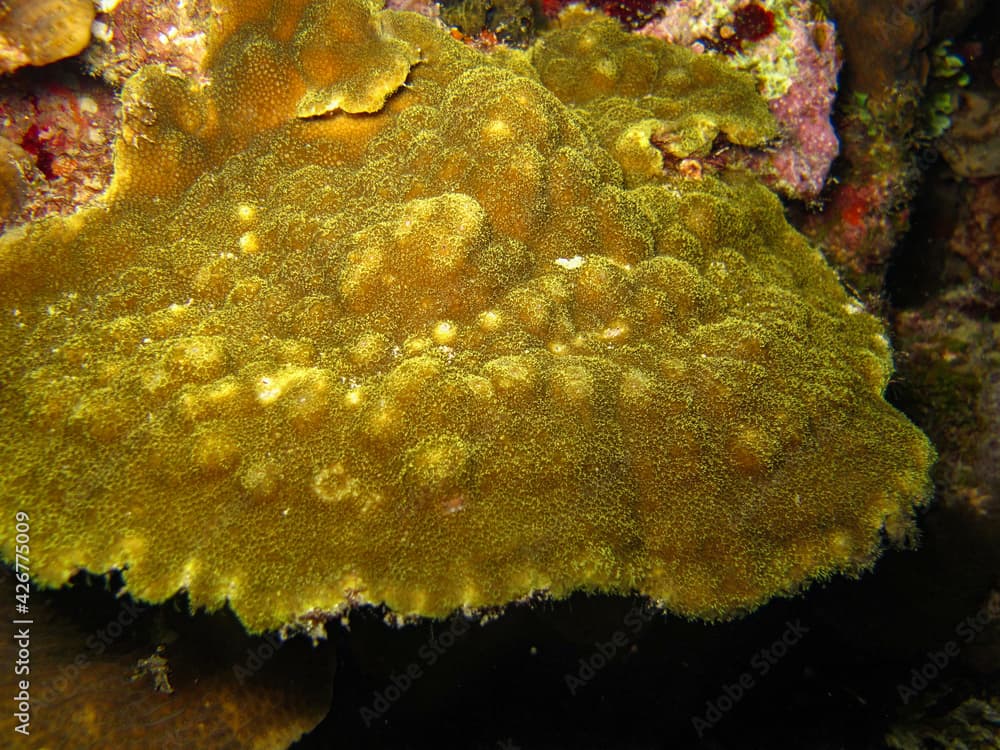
left=0, top=0, right=95, bottom=74
left=639, top=0, right=843, bottom=200
left=0, top=0, right=934, bottom=632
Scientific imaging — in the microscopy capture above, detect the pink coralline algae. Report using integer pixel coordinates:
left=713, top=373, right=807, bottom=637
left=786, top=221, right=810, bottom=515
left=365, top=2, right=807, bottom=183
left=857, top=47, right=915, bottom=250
left=383, top=0, right=441, bottom=19
left=747, top=18, right=841, bottom=199
left=0, top=72, right=118, bottom=231
left=0, top=0, right=215, bottom=232
left=641, top=0, right=842, bottom=200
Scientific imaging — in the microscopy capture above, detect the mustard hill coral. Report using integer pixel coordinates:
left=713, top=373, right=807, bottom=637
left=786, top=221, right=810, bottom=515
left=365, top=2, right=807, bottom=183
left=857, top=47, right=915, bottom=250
left=0, top=0, right=95, bottom=74
left=532, top=7, right=778, bottom=184
left=0, top=135, right=31, bottom=221
left=0, top=0, right=934, bottom=633
left=639, top=0, right=843, bottom=199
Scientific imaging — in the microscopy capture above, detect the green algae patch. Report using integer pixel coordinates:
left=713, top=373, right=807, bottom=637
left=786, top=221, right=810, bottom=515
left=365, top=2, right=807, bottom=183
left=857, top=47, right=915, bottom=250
left=0, top=0, right=933, bottom=633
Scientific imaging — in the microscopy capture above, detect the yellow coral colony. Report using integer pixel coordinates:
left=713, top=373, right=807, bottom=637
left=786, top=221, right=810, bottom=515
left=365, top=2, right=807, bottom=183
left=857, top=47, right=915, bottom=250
left=0, top=0, right=95, bottom=74
left=0, top=0, right=934, bottom=632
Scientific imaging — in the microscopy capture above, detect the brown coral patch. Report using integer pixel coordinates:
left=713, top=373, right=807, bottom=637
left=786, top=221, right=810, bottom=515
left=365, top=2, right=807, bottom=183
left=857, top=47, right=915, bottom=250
left=0, top=570, right=333, bottom=748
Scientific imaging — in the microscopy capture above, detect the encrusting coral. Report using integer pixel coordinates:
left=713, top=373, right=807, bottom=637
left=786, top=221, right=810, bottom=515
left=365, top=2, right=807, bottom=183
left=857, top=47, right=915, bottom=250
left=639, top=0, right=844, bottom=200
left=0, top=0, right=95, bottom=75
left=0, top=0, right=934, bottom=633
left=531, top=7, right=778, bottom=183
left=0, top=135, right=32, bottom=222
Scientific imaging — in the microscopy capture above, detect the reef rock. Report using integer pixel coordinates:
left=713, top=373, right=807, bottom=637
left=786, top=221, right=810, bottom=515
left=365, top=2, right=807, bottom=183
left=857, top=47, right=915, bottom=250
left=0, top=0, right=934, bottom=632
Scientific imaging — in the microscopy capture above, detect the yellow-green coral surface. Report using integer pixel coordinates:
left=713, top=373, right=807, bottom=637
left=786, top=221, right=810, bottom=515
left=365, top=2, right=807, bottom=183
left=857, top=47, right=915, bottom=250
left=0, top=0, right=933, bottom=632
